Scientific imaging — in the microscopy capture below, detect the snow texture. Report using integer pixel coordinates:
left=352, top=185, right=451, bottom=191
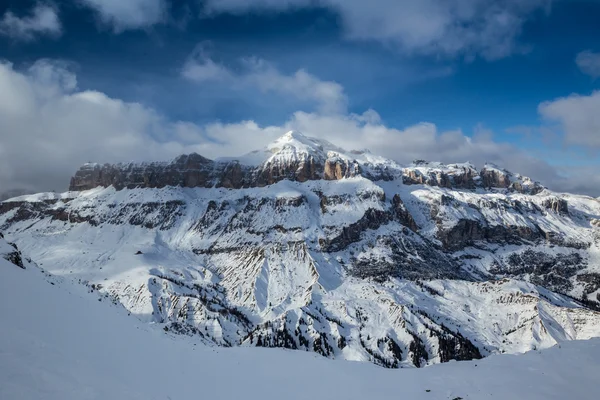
left=1, top=258, right=600, bottom=400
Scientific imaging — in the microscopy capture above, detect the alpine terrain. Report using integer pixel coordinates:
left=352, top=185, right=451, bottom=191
left=2, top=130, right=600, bottom=369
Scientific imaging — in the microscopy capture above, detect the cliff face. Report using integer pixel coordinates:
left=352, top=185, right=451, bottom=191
left=70, top=154, right=236, bottom=191
left=69, top=131, right=544, bottom=194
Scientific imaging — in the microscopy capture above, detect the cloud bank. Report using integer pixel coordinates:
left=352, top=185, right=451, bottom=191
left=182, top=45, right=347, bottom=114
left=204, top=0, right=553, bottom=59
left=1, top=57, right=598, bottom=197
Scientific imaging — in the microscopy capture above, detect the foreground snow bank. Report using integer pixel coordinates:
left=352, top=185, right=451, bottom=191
left=1, top=261, right=599, bottom=400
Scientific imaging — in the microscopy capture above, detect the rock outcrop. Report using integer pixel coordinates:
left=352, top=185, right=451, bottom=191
left=400, top=161, right=543, bottom=194
left=323, top=155, right=360, bottom=180
left=402, top=161, right=477, bottom=189
left=543, top=197, right=569, bottom=214
left=0, top=232, right=25, bottom=269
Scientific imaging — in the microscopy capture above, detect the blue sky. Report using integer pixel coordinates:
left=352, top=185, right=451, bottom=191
left=0, top=0, right=599, bottom=195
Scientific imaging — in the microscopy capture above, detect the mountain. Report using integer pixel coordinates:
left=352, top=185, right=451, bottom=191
left=0, top=189, right=31, bottom=202
left=2, top=247, right=600, bottom=400
left=2, top=130, right=600, bottom=368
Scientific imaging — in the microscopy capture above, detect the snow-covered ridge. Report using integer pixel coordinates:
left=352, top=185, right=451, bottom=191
left=66, top=130, right=542, bottom=193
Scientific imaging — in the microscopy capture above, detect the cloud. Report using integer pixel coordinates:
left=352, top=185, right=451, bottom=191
left=1, top=58, right=598, bottom=198
left=79, top=0, right=166, bottom=31
left=241, top=58, right=347, bottom=114
left=0, top=59, right=204, bottom=194
left=538, top=91, right=600, bottom=149
left=182, top=46, right=347, bottom=114
left=576, top=50, right=600, bottom=78
left=285, top=112, right=563, bottom=184
left=0, top=3, right=62, bottom=41
left=183, top=110, right=594, bottom=195
left=181, top=45, right=233, bottom=82
left=203, top=0, right=552, bottom=59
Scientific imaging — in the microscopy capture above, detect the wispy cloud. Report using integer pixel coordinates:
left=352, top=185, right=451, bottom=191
left=203, top=0, right=553, bottom=60
left=79, top=0, right=166, bottom=32
left=0, top=3, right=62, bottom=42
left=182, top=44, right=347, bottom=114
left=576, top=50, right=600, bottom=78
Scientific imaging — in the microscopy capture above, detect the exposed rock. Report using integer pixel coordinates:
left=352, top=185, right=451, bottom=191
left=391, top=194, right=418, bottom=232
left=254, top=155, right=323, bottom=186
left=402, top=161, right=478, bottom=189
left=480, top=166, right=511, bottom=189
left=436, top=217, right=546, bottom=251
left=323, top=156, right=360, bottom=180
left=350, top=234, right=467, bottom=282
left=577, top=273, right=600, bottom=297
left=69, top=154, right=216, bottom=191
left=480, top=164, right=544, bottom=194
left=401, top=161, right=542, bottom=193
left=490, top=250, right=587, bottom=294
left=68, top=132, right=545, bottom=194
left=543, top=197, right=569, bottom=214
left=319, top=208, right=391, bottom=252
left=1, top=233, right=25, bottom=269
left=217, top=161, right=244, bottom=189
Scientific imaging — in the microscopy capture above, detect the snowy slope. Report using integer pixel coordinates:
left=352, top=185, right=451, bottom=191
left=2, top=131, right=600, bottom=368
left=2, top=259, right=600, bottom=400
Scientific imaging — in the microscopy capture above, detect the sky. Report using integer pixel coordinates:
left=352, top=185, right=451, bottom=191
left=0, top=0, right=599, bottom=197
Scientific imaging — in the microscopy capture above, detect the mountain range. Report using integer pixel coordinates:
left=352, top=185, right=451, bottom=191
left=2, top=130, right=600, bottom=368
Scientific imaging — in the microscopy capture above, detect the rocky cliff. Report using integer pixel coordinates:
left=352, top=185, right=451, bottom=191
left=69, top=131, right=544, bottom=194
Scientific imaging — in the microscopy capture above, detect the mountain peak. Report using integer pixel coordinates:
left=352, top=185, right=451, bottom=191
left=281, top=130, right=306, bottom=140
left=270, top=130, right=319, bottom=149
left=267, top=130, right=330, bottom=156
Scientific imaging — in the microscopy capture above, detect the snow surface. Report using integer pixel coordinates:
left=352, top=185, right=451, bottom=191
left=1, top=260, right=600, bottom=400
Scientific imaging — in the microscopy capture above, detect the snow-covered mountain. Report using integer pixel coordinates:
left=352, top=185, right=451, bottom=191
left=4, top=246, right=600, bottom=400
left=3, top=248, right=600, bottom=400
left=2, top=130, right=600, bottom=368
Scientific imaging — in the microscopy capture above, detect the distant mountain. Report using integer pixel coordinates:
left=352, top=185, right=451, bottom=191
left=0, top=189, right=31, bottom=202
left=2, top=130, right=600, bottom=368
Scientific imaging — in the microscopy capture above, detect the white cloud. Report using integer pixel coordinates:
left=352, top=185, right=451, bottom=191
left=0, top=3, right=62, bottom=41
left=538, top=91, right=600, bottom=149
left=241, top=58, right=347, bottom=114
left=182, top=48, right=347, bottom=114
left=284, top=112, right=556, bottom=179
left=0, top=58, right=597, bottom=197
left=0, top=60, right=204, bottom=193
left=79, top=0, right=166, bottom=31
left=576, top=50, right=600, bottom=78
left=203, top=0, right=552, bottom=59
left=181, top=44, right=233, bottom=82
